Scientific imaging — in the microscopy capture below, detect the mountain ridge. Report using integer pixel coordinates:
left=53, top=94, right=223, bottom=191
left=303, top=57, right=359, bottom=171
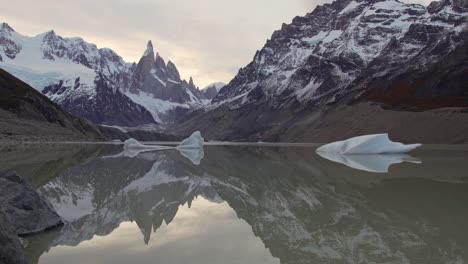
left=172, top=0, right=468, bottom=143
left=0, top=24, right=213, bottom=126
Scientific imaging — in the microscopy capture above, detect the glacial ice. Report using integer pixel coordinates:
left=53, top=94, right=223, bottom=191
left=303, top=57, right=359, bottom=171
left=316, top=152, right=421, bottom=173
left=316, top=134, right=421, bottom=154
left=176, top=131, right=204, bottom=150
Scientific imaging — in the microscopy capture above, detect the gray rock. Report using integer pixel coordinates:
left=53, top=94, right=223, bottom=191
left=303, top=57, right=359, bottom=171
left=0, top=171, right=63, bottom=236
left=0, top=210, right=26, bottom=264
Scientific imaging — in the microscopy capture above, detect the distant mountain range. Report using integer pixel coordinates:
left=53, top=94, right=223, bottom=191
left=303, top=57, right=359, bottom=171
left=173, top=0, right=468, bottom=143
left=201, top=82, right=226, bottom=100
left=0, top=24, right=216, bottom=126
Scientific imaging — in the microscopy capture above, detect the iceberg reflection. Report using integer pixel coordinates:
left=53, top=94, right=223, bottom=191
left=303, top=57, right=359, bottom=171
left=316, top=151, right=421, bottom=173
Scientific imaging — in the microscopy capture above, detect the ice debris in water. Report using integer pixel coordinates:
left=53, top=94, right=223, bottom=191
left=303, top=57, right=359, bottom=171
left=316, top=134, right=421, bottom=154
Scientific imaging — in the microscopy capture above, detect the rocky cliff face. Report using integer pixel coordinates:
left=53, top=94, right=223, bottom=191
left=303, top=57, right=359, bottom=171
left=201, top=82, right=225, bottom=100
left=174, top=0, right=468, bottom=142
left=0, top=25, right=206, bottom=126
left=214, top=0, right=467, bottom=107
left=124, top=41, right=207, bottom=123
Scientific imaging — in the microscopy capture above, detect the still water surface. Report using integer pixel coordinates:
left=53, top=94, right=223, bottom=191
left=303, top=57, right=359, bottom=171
left=1, top=143, right=468, bottom=264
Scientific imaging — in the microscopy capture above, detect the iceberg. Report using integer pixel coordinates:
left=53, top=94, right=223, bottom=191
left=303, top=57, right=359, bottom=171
left=316, top=152, right=421, bottom=173
left=316, top=134, right=421, bottom=154
left=176, top=131, right=204, bottom=150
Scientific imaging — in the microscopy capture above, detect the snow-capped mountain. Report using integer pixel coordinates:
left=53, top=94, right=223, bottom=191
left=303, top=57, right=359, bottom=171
left=201, top=82, right=226, bottom=100
left=173, top=0, right=468, bottom=142
left=124, top=41, right=208, bottom=123
left=0, top=23, right=206, bottom=126
left=214, top=0, right=467, bottom=106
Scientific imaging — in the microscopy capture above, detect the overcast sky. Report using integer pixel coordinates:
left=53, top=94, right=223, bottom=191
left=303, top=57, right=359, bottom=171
left=1, top=0, right=432, bottom=87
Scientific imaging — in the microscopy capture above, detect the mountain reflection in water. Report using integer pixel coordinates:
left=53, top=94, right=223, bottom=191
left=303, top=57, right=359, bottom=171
left=2, top=144, right=468, bottom=264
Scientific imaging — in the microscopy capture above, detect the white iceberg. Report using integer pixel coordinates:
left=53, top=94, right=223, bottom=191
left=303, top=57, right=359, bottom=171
left=316, top=152, right=421, bottom=173
left=316, top=134, right=421, bottom=154
left=176, top=131, right=204, bottom=150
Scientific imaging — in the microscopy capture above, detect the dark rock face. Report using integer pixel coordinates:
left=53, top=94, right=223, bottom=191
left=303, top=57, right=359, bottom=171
left=0, top=171, right=63, bottom=236
left=0, top=210, right=27, bottom=264
left=202, top=86, right=219, bottom=100
left=214, top=0, right=467, bottom=108
left=200, top=83, right=225, bottom=100
left=44, top=75, right=156, bottom=127
left=175, top=0, right=468, bottom=142
left=127, top=41, right=204, bottom=105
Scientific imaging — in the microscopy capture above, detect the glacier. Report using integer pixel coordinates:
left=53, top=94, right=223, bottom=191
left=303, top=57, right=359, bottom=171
left=316, top=134, right=421, bottom=154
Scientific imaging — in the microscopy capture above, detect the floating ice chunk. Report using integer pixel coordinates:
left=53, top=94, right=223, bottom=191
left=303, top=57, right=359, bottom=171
left=317, top=152, right=421, bottom=173
left=176, top=131, right=204, bottom=150
left=316, top=134, right=421, bottom=154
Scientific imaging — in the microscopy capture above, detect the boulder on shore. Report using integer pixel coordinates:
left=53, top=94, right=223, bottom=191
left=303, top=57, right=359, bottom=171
left=0, top=209, right=26, bottom=264
left=0, top=171, right=63, bottom=235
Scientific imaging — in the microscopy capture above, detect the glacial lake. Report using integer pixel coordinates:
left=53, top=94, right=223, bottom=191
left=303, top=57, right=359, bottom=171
left=1, top=143, right=468, bottom=264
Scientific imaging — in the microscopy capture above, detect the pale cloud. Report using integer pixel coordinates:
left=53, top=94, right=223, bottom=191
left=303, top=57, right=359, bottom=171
left=0, top=0, right=433, bottom=87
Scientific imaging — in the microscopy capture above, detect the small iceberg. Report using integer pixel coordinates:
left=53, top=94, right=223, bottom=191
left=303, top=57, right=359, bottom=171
left=316, top=152, right=421, bottom=173
left=176, top=131, right=204, bottom=150
left=106, top=132, right=205, bottom=165
left=316, top=134, right=422, bottom=173
left=316, top=134, right=421, bottom=154
left=176, top=131, right=205, bottom=165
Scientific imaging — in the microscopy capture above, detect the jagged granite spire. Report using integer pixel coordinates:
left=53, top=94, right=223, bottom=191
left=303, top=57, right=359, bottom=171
left=154, top=52, right=166, bottom=69
left=0, top=22, right=14, bottom=33
left=167, top=60, right=181, bottom=81
left=129, top=41, right=156, bottom=93
left=144, top=40, right=154, bottom=57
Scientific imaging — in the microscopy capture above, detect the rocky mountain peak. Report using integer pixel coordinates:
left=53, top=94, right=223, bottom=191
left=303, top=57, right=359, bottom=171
left=154, top=52, right=166, bottom=69
left=144, top=40, right=154, bottom=57
left=0, top=23, right=14, bottom=33
left=166, top=60, right=181, bottom=80
left=41, top=30, right=61, bottom=45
